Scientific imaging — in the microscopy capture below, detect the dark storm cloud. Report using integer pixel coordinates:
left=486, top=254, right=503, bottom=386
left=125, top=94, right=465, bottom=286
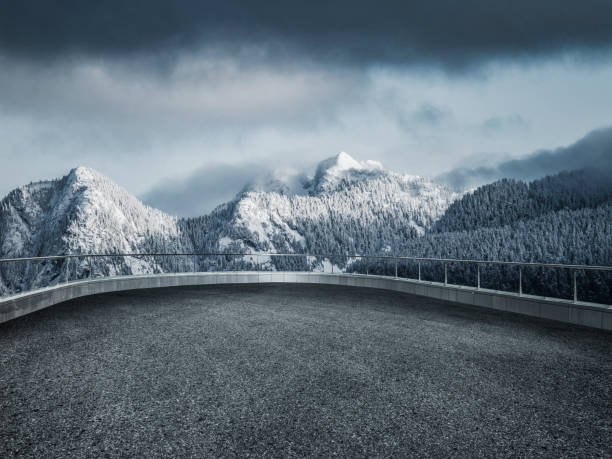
left=2, top=1, right=612, bottom=67
left=437, top=126, right=612, bottom=189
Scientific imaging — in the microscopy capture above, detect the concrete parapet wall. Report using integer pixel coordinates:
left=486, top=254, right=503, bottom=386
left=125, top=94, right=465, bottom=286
left=1, top=272, right=611, bottom=331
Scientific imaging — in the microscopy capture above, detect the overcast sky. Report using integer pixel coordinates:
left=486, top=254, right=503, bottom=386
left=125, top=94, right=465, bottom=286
left=1, top=1, right=612, bottom=215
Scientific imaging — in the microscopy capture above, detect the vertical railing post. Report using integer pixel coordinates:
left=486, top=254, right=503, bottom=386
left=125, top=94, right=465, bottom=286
left=395, top=260, right=398, bottom=278
left=34, top=262, right=38, bottom=289
left=477, top=264, right=480, bottom=290
left=193, top=255, right=196, bottom=273
left=89, top=257, right=92, bottom=278
left=444, top=264, right=447, bottom=286
left=418, top=262, right=421, bottom=281
left=66, top=257, right=69, bottom=283
left=573, top=270, right=577, bottom=303
left=519, top=267, right=522, bottom=296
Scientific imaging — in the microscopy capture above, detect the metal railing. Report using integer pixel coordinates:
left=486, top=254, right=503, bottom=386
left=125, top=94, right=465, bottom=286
left=1, top=252, right=611, bottom=305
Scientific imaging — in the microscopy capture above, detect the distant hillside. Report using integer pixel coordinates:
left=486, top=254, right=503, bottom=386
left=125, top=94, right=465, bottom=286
left=375, top=168, right=612, bottom=303
left=433, top=168, right=612, bottom=233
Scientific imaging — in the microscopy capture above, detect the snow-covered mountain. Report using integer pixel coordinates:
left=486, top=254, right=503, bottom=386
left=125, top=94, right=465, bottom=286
left=2, top=153, right=610, bottom=302
left=181, top=152, right=460, bottom=262
left=0, top=167, right=188, bottom=293
left=0, top=152, right=460, bottom=292
left=2, top=166, right=186, bottom=257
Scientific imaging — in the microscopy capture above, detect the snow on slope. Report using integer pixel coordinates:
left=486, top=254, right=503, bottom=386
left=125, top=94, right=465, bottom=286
left=59, top=167, right=184, bottom=255
left=188, top=152, right=460, bottom=263
left=2, top=158, right=609, bottom=300
left=1, top=167, right=184, bottom=257
left=0, top=167, right=189, bottom=292
left=310, top=151, right=384, bottom=192
left=1, top=153, right=459, bottom=290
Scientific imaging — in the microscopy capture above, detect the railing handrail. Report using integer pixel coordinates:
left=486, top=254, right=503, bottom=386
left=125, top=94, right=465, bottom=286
left=0, top=252, right=610, bottom=271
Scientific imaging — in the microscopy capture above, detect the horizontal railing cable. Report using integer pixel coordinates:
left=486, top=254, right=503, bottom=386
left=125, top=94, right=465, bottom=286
left=0, top=252, right=610, bottom=271
left=2, top=252, right=611, bottom=305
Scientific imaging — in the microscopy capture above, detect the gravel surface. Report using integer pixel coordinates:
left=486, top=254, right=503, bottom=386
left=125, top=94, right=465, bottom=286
left=1, top=284, right=611, bottom=458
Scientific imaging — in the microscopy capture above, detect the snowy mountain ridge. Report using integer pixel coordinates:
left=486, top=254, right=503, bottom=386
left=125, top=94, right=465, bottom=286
left=0, top=152, right=459, bottom=292
left=182, top=152, right=460, bottom=257
left=2, top=153, right=610, bottom=301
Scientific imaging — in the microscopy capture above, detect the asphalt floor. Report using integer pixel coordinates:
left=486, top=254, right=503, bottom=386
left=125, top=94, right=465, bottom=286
left=1, top=284, right=611, bottom=457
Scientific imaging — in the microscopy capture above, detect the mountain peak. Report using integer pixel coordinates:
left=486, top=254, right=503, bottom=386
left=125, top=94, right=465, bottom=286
left=326, top=151, right=383, bottom=173
left=334, top=151, right=365, bottom=171
left=311, top=152, right=384, bottom=192
left=68, top=166, right=105, bottom=183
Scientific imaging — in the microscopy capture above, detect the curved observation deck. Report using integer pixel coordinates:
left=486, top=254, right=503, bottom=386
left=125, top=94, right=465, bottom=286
left=1, top=282, right=611, bottom=457
left=1, top=266, right=611, bottom=330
